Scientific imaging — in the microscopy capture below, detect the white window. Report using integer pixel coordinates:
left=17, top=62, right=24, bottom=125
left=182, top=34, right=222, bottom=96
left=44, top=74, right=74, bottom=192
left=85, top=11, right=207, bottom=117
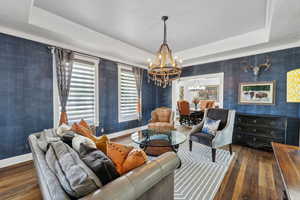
left=118, top=64, right=138, bottom=122
left=53, top=54, right=99, bottom=127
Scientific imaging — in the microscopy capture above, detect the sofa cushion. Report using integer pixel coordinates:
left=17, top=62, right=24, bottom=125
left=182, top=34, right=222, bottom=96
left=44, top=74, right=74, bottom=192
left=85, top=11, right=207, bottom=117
left=37, top=129, right=60, bottom=152
left=190, top=132, right=215, bottom=147
left=148, top=122, right=173, bottom=129
left=79, top=143, right=120, bottom=185
left=207, top=109, right=228, bottom=130
left=45, top=141, right=102, bottom=198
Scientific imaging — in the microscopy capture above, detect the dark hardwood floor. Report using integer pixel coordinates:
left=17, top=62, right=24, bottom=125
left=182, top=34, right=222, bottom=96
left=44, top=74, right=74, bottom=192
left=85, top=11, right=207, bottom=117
left=0, top=137, right=284, bottom=200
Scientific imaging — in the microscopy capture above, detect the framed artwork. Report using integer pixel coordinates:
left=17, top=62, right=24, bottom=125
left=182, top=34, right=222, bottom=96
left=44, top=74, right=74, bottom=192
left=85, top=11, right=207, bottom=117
left=238, top=81, right=276, bottom=105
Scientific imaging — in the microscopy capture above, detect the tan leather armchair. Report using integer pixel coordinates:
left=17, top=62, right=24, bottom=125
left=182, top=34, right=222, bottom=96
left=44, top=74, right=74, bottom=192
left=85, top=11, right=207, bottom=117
left=148, top=107, right=175, bottom=130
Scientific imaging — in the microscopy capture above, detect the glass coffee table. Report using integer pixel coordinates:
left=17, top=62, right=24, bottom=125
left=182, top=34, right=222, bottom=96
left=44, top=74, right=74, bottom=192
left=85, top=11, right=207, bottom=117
left=131, top=129, right=187, bottom=157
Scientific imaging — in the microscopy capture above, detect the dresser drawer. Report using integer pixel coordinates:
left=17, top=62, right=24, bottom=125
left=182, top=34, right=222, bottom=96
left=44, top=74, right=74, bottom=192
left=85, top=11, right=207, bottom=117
left=234, top=134, right=284, bottom=150
left=236, top=115, right=286, bottom=129
left=235, top=125, right=285, bottom=139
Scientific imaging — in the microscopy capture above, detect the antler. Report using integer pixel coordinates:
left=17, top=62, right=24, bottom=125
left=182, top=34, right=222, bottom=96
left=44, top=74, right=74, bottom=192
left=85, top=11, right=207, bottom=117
left=259, top=56, right=271, bottom=71
left=241, top=60, right=254, bottom=72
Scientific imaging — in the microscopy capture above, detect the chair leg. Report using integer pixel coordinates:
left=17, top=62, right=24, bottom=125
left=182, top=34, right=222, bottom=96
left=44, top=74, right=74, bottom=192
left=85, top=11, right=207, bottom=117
left=212, top=148, right=216, bottom=162
left=189, top=140, right=192, bottom=151
left=229, top=144, right=232, bottom=155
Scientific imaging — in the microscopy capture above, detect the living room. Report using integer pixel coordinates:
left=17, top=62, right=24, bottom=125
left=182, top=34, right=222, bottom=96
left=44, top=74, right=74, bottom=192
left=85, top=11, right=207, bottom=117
left=1, top=0, right=300, bottom=200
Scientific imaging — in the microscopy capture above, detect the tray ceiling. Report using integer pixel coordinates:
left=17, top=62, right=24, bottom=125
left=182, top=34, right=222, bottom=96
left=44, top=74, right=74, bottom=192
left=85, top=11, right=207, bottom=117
left=34, top=0, right=267, bottom=53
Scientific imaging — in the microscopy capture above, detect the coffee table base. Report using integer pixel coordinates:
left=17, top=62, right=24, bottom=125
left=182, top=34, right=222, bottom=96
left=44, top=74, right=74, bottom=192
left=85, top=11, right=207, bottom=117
left=140, top=139, right=182, bottom=168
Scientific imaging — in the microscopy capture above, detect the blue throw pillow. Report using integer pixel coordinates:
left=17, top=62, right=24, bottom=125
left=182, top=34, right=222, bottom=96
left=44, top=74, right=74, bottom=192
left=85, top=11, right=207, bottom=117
left=201, top=117, right=221, bottom=135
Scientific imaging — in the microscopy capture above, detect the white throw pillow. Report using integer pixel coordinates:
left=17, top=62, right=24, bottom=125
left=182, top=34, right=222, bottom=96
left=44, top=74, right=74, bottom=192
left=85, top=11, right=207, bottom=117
left=72, top=135, right=96, bottom=153
left=56, top=123, right=71, bottom=137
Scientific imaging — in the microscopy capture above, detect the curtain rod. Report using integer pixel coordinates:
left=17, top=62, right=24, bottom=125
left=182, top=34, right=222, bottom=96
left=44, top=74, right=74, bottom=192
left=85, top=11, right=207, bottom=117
left=47, top=45, right=141, bottom=68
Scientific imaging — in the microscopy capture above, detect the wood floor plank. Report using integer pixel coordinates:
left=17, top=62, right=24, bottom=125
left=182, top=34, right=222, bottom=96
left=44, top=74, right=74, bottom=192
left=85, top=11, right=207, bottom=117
left=231, top=147, right=250, bottom=200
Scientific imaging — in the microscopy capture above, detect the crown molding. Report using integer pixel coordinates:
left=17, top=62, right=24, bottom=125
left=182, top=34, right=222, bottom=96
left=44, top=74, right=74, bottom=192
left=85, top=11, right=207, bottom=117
left=181, top=38, right=300, bottom=67
left=175, top=28, right=269, bottom=64
left=29, top=7, right=151, bottom=68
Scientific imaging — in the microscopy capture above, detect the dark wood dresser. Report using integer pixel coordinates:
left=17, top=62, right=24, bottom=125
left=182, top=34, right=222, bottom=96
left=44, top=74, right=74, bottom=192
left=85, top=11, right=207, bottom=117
left=233, top=113, right=299, bottom=150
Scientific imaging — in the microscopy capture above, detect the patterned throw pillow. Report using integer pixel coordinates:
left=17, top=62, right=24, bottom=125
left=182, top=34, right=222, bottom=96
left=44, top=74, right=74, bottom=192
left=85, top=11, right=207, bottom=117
left=122, top=149, right=148, bottom=174
left=107, top=142, right=134, bottom=174
left=107, top=142, right=148, bottom=175
left=201, top=117, right=221, bottom=135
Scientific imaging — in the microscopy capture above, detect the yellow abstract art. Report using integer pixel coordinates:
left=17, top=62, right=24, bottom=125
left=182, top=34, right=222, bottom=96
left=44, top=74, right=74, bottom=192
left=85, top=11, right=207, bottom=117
left=287, top=69, right=300, bottom=102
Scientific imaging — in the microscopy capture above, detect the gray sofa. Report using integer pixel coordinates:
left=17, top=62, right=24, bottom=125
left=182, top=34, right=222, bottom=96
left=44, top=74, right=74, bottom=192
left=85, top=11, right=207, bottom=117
left=28, top=131, right=180, bottom=200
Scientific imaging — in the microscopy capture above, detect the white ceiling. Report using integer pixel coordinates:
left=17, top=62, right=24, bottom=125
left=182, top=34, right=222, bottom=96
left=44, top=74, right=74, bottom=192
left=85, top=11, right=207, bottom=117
left=34, top=0, right=266, bottom=53
left=0, top=0, right=300, bottom=67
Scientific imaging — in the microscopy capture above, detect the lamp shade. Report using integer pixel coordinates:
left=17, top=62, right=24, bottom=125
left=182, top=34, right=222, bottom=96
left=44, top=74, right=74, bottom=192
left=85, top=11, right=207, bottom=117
left=287, top=69, right=300, bottom=102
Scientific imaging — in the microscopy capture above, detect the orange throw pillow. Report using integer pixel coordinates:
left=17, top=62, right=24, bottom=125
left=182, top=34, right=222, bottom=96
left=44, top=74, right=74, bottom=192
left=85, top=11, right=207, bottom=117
left=91, top=135, right=109, bottom=155
left=79, top=119, right=90, bottom=129
left=71, top=123, right=93, bottom=140
left=122, top=149, right=148, bottom=174
left=72, top=121, right=109, bottom=154
left=107, top=142, right=134, bottom=174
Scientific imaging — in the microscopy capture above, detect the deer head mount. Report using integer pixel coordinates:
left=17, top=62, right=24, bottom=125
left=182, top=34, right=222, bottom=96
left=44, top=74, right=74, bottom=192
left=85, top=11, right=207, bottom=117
left=242, top=57, right=271, bottom=76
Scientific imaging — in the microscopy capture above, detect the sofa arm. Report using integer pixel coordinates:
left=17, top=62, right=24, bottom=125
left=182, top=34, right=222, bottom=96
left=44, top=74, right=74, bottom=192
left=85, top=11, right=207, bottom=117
left=81, top=152, right=180, bottom=200
left=189, top=120, right=205, bottom=135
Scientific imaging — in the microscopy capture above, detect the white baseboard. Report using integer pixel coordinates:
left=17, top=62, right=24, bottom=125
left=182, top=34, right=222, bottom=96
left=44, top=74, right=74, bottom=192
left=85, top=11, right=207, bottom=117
left=0, top=153, right=33, bottom=169
left=0, top=125, right=147, bottom=169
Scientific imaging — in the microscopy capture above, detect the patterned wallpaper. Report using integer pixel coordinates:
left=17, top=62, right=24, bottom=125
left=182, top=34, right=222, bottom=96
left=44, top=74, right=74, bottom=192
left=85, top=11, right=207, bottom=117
left=0, top=33, right=53, bottom=159
left=0, top=33, right=159, bottom=159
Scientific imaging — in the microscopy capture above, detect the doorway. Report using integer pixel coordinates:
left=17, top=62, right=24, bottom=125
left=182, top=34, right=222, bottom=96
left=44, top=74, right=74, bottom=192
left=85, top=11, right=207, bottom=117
left=172, top=72, right=224, bottom=118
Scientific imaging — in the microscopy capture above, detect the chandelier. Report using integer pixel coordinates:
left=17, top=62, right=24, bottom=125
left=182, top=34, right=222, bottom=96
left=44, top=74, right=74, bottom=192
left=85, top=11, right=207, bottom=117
left=147, top=16, right=182, bottom=88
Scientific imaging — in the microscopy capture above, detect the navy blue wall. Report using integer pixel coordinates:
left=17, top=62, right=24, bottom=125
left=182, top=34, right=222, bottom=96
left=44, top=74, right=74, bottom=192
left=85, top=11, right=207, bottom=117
left=98, top=60, right=158, bottom=134
left=158, top=47, right=300, bottom=118
left=0, top=33, right=53, bottom=159
left=2, top=30, right=300, bottom=160
left=0, top=33, right=159, bottom=159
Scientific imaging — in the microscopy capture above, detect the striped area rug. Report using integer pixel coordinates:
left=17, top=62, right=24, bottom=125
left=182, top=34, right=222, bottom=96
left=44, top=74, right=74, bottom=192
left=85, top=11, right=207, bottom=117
left=175, top=142, right=234, bottom=200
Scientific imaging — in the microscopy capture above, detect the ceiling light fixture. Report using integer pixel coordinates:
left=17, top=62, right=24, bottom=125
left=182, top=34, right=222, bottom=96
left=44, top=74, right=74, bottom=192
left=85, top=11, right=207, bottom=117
left=147, top=16, right=182, bottom=88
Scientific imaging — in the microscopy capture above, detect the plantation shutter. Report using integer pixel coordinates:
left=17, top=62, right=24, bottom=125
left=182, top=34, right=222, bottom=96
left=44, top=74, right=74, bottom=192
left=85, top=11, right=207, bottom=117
left=65, top=59, right=98, bottom=125
left=119, top=66, right=138, bottom=122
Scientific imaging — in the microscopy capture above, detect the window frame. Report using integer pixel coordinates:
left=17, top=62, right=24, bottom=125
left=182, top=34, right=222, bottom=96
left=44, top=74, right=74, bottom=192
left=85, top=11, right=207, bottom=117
left=53, top=53, right=100, bottom=128
left=118, top=64, right=139, bottom=123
